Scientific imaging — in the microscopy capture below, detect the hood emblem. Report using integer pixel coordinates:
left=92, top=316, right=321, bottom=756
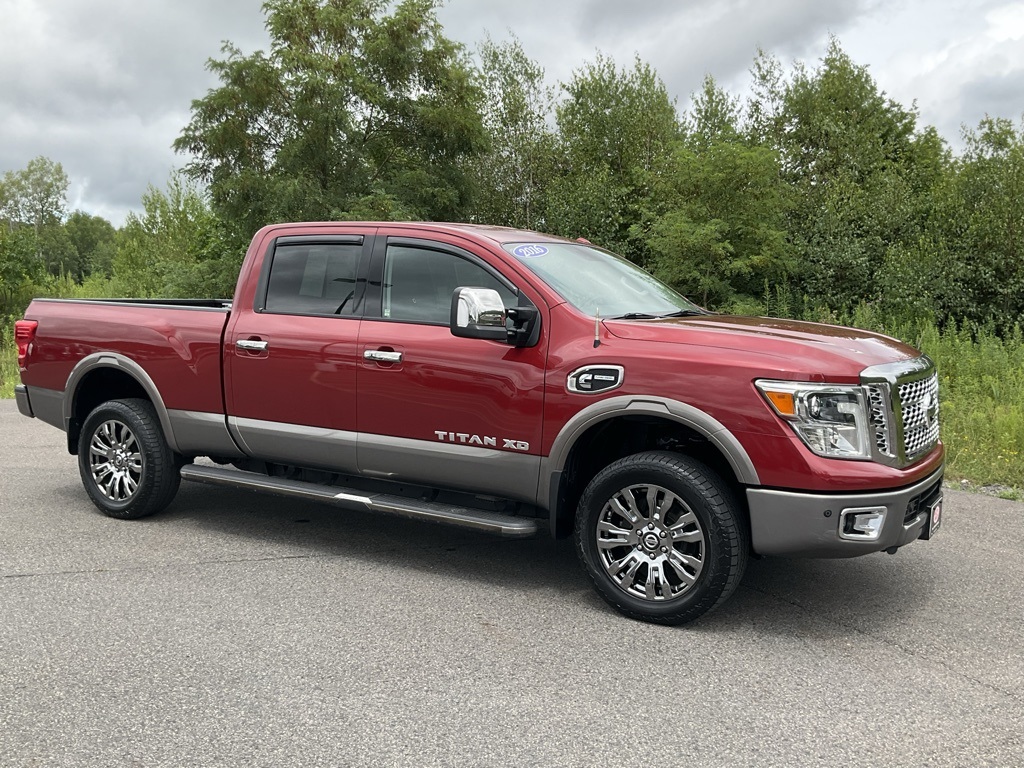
left=924, top=391, right=939, bottom=427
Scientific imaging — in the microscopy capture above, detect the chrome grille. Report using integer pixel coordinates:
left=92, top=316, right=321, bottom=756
left=861, top=357, right=940, bottom=468
left=867, top=385, right=893, bottom=457
left=899, top=373, right=940, bottom=460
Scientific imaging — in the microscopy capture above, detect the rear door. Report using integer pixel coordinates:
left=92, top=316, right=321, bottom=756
left=355, top=232, right=547, bottom=503
left=224, top=230, right=374, bottom=472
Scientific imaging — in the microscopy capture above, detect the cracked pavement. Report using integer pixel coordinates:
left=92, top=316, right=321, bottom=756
left=1, top=400, right=1022, bottom=766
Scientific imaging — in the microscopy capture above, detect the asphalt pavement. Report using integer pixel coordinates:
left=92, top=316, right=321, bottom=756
left=1, top=399, right=1022, bottom=767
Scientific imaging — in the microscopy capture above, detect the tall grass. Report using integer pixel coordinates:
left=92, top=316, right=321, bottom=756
left=919, top=323, right=1024, bottom=488
left=0, top=326, right=17, bottom=399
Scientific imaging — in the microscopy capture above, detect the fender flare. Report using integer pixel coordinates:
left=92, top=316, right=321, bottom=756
left=64, top=353, right=181, bottom=453
left=539, top=395, right=760, bottom=530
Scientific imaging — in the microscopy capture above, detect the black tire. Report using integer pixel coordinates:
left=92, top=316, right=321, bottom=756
left=77, top=398, right=181, bottom=519
left=575, top=451, right=748, bottom=625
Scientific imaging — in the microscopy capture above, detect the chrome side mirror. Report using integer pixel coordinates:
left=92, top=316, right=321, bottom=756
left=450, top=287, right=508, bottom=342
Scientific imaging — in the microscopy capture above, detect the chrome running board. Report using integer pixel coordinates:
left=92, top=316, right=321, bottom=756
left=179, top=464, right=538, bottom=538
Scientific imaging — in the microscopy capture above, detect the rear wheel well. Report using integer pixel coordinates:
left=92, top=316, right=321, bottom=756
left=553, top=415, right=745, bottom=538
left=68, top=368, right=151, bottom=454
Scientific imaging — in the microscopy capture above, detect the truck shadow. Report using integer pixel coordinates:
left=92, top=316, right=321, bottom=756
left=157, top=482, right=937, bottom=637
left=709, top=552, right=940, bottom=638
left=161, top=482, right=583, bottom=592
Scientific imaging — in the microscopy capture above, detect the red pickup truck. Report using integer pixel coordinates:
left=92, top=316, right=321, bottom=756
left=14, top=222, right=944, bottom=624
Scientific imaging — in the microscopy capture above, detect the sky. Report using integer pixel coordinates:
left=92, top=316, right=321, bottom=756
left=1, top=0, right=1022, bottom=227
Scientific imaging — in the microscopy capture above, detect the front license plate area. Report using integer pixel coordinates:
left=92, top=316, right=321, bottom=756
left=920, top=496, right=942, bottom=540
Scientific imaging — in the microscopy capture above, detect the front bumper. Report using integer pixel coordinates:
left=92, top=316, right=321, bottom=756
left=14, top=384, right=33, bottom=418
left=747, top=467, right=944, bottom=557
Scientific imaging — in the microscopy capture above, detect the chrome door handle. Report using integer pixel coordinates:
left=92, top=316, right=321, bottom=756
left=236, top=339, right=269, bottom=351
left=364, top=350, right=402, bottom=363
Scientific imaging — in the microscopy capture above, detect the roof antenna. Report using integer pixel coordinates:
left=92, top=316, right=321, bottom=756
left=594, top=308, right=601, bottom=348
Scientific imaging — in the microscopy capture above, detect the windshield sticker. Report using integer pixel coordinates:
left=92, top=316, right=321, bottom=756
left=512, top=244, right=548, bottom=259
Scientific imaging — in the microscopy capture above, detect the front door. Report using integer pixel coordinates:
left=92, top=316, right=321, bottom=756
left=356, top=234, right=547, bottom=503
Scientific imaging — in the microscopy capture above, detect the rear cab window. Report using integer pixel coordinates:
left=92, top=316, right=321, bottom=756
left=264, top=242, right=363, bottom=316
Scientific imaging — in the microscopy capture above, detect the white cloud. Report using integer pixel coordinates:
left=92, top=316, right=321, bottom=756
left=841, top=0, right=1024, bottom=145
left=0, top=0, right=268, bottom=224
left=1, top=0, right=1022, bottom=225
left=987, top=2, right=1024, bottom=41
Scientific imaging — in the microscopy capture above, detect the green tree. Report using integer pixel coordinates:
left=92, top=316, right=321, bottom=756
left=175, top=0, right=486, bottom=240
left=685, top=75, right=741, bottom=149
left=467, top=36, right=556, bottom=230
left=0, top=156, right=78, bottom=279
left=0, top=156, right=69, bottom=236
left=112, top=174, right=232, bottom=298
left=748, top=41, right=942, bottom=312
left=745, top=49, right=786, bottom=149
left=547, top=53, right=679, bottom=259
left=642, top=77, right=794, bottom=308
left=39, top=225, right=79, bottom=281
left=951, top=118, right=1024, bottom=331
left=65, top=211, right=117, bottom=279
left=0, top=226, right=44, bottom=316
left=883, top=117, right=1024, bottom=332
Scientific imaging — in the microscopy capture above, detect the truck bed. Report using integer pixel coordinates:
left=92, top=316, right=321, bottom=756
left=20, top=298, right=231, bottom=417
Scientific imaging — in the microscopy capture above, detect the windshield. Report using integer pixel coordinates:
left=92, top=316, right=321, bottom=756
left=504, top=242, right=704, bottom=318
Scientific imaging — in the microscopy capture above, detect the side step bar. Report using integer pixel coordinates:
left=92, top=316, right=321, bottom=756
left=179, top=464, right=538, bottom=538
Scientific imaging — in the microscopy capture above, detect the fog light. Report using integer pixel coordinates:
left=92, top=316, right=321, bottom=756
left=838, top=507, right=887, bottom=541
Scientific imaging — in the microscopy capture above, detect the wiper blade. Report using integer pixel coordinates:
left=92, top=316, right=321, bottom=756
left=658, top=309, right=708, bottom=318
left=611, top=310, right=708, bottom=320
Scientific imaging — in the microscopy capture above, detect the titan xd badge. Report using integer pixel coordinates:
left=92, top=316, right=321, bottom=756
left=567, top=365, right=624, bottom=394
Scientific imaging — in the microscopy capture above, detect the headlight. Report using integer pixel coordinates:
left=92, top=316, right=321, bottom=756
left=755, top=380, right=872, bottom=460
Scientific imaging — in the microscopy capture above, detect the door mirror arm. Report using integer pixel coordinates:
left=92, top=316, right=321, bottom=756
left=505, top=306, right=539, bottom=347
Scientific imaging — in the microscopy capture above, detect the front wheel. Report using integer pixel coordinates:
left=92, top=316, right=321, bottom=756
left=77, top=398, right=181, bottom=519
left=575, top=451, right=748, bottom=625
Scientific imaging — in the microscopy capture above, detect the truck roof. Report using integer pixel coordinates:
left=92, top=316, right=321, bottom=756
left=263, top=221, right=576, bottom=247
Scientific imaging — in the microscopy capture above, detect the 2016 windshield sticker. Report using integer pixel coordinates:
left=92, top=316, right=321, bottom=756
left=513, top=244, right=548, bottom=259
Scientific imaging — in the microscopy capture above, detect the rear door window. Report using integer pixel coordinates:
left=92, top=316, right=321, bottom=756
left=265, top=243, right=363, bottom=316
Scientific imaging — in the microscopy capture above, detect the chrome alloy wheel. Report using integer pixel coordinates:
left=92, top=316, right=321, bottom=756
left=595, top=483, right=706, bottom=601
left=88, top=419, right=144, bottom=502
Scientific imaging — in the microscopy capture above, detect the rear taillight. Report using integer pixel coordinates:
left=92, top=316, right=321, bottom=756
left=14, top=319, right=38, bottom=369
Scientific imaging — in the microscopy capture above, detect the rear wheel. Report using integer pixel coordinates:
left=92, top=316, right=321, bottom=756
left=77, top=398, right=180, bottom=519
left=575, top=451, right=748, bottom=625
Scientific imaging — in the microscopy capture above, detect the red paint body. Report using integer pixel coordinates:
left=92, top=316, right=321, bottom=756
left=19, top=222, right=943, bottom=493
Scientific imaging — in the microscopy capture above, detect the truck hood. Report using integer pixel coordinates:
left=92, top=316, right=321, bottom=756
left=603, top=315, right=921, bottom=379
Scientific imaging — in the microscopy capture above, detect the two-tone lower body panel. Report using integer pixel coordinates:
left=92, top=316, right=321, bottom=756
left=747, top=467, right=944, bottom=557
left=17, top=384, right=64, bottom=428
left=15, top=384, right=33, bottom=418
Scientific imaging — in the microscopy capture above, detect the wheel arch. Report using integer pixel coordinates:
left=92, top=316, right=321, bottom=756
left=541, top=396, right=760, bottom=538
left=64, top=353, right=180, bottom=455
